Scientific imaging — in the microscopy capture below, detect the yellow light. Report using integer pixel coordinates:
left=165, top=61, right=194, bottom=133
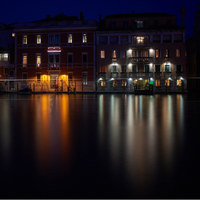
left=12, top=33, right=15, bottom=37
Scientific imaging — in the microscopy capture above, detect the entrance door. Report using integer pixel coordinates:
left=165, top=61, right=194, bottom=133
left=50, top=74, right=59, bottom=89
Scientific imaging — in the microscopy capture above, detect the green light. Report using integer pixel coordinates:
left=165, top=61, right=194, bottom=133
left=149, top=81, right=154, bottom=85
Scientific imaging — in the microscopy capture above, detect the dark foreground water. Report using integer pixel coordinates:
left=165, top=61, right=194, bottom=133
left=0, top=93, right=200, bottom=198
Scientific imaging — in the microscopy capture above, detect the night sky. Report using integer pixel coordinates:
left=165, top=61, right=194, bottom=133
left=0, top=0, right=200, bottom=36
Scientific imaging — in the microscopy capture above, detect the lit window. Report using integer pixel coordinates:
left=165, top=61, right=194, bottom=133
left=144, top=50, right=149, bottom=57
left=165, top=65, right=171, bottom=72
left=100, top=80, right=105, bottom=87
left=112, top=65, right=117, bottom=72
left=136, top=36, right=144, bottom=44
left=12, top=33, right=15, bottom=37
left=155, top=49, right=159, bottom=58
left=112, top=50, right=117, bottom=58
left=136, top=21, right=143, bottom=28
left=82, top=33, right=87, bottom=43
left=36, top=55, right=41, bottom=67
left=165, top=49, right=169, bottom=57
left=122, top=80, right=127, bottom=87
left=112, top=80, right=117, bottom=87
left=23, top=55, right=27, bottom=67
left=100, top=50, right=105, bottom=59
left=156, top=80, right=161, bottom=87
left=177, top=80, right=182, bottom=86
left=68, top=34, right=72, bottom=44
left=0, top=53, right=8, bottom=61
left=165, top=80, right=171, bottom=87
left=37, top=35, right=41, bottom=44
left=23, top=35, right=27, bottom=44
left=176, top=49, right=181, bottom=57
left=100, top=66, right=106, bottom=73
left=132, top=50, right=137, bottom=57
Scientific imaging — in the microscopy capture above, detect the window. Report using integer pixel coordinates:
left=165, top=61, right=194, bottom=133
left=37, top=35, right=41, bottom=44
left=120, top=50, right=126, bottom=58
left=23, top=35, right=27, bottom=44
left=0, top=53, right=8, bottom=61
left=144, top=65, right=149, bottom=73
left=48, top=54, right=60, bottom=67
left=177, top=65, right=182, bottom=73
left=4, top=68, right=8, bottom=75
left=132, top=50, right=137, bottom=57
left=132, top=65, right=138, bottom=73
left=174, top=34, right=183, bottom=43
left=153, top=35, right=161, bottom=43
left=177, top=80, right=182, bottom=86
left=122, top=65, right=126, bottom=72
left=155, top=65, right=160, bottom=73
left=112, top=65, right=117, bottom=72
left=165, top=49, right=169, bottom=58
left=68, top=34, right=73, bottom=44
left=68, top=73, right=73, bottom=81
left=12, top=33, right=15, bottom=37
left=163, top=35, right=172, bottom=43
left=120, top=35, right=128, bottom=44
left=155, top=49, right=160, bottom=58
left=176, top=49, right=181, bottom=57
left=82, top=53, right=88, bottom=66
left=48, top=34, right=60, bottom=45
left=112, top=50, right=117, bottom=58
left=82, top=72, right=88, bottom=85
left=100, top=80, right=105, bottom=87
left=99, top=36, right=108, bottom=44
left=156, top=80, right=161, bottom=87
left=122, top=80, right=127, bottom=87
left=136, top=36, right=144, bottom=44
left=100, top=66, right=106, bottom=73
left=22, top=73, right=28, bottom=80
left=100, top=50, right=105, bottom=59
left=165, top=80, right=171, bottom=87
left=110, top=36, right=119, bottom=44
left=112, top=80, right=117, bottom=87
left=9, top=70, right=14, bottom=77
left=144, top=50, right=149, bottom=57
left=136, top=21, right=143, bottom=28
left=82, top=33, right=87, bottom=43
left=67, top=53, right=73, bottom=65
left=37, top=73, right=41, bottom=82
left=165, top=65, right=171, bottom=72
left=36, top=55, right=41, bottom=67
left=23, top=55, right=27, bottom=67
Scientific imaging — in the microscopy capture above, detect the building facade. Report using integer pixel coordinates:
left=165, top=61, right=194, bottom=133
left=15, top=16, right=96, bottom=92
left=96, top=12, right=187, bottom=93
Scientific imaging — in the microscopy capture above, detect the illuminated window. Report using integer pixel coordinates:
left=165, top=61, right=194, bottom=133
left=0, top=53, right=8, bottom=61
left=136, top=21, right=143, bottom=28
left=122, top=80, right=127, bottom=87
left=100, top=66, right=106, bottom=73
left=36, top=55, right=41, bottom=67
left=112, top=50, right=117, bottom=58
left=177, top=80, right=182, bottom=86
left=82, top=33, right=87, bottom=43
left=37, top=35, right=41, bottom=44
left=156, top=80, right=161, bottom=87
left=112, top=65, right=117, bottom=72
left=100, top=50, right=105, bottom=59
left=68, top=34, right=72, bottom=44
left=165, top=65, right=171, bottom=72
left=23, top=55, right=27, bottom=67
left=176, top=49, right=181, bottom=57
left=155, top=49, right=160, bottom=58
left=12, top=33, right=15, bottom=37
left=23, top=35, right=27, bottom=44
left=144, top=50, right=149, bottom=57
left=136, top=36, right=144, bottom=44
left=165, top=49, right=169, bottom=57
left=112, top=80, right=117, bottom=87
left=132, top=50, right=137, bottom=57
left=165, top=80, right=171, bottom=87
left=100, top=80, right=105, bottom=87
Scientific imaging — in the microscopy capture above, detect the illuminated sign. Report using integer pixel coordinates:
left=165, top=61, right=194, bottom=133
left=47, top=47, right=61, bottom=53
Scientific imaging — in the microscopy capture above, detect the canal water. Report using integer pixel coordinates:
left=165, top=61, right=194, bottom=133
left=0, top=94, right=200, bottom=198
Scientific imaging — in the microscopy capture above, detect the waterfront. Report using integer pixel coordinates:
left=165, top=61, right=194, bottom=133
left=0, top=94, right=200, bottom=198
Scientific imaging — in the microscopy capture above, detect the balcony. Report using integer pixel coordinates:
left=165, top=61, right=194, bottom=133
left=48, top=63, right=60, bottom=70
left=129, top=57, right=154, bottom=63
left=111, top=72, right=118, bottom=78
left=120, top=72, right=128, bottom=78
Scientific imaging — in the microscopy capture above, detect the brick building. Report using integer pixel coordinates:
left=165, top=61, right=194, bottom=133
left=15, top=15, right=96, bottom=92
left=96, top=12, right=187, bottom=92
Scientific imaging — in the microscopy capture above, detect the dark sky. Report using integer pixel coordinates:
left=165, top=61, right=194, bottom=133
left=0, top=0, right=199, bottom=35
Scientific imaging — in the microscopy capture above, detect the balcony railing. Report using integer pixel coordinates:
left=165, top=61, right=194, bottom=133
left=129, top=57, right=154, bottom=63
left=120, top=72, right=127, bottom=78
left=111, top=72, right=118, bottom=78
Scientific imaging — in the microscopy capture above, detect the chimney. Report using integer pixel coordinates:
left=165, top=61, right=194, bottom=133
left=80, top=12, right=84, bottom=21
left=180, top=7, right=186, bottom=27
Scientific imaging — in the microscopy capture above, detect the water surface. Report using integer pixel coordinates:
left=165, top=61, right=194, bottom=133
left=0, top=94, right=199, bottom=198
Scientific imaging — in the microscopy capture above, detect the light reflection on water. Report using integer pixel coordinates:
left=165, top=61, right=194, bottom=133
left=0, top=94, right=192, bottom=197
